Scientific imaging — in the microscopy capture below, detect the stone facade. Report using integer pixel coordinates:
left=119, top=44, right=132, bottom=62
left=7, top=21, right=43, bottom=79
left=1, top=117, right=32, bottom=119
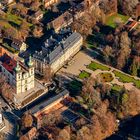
left=48, top=0, right=97, bottom=32
left=33, top=29, right=83, bottom=75
left=11, top=39, right=27, bottom=53
left=0, top=54, right=35, bottom=94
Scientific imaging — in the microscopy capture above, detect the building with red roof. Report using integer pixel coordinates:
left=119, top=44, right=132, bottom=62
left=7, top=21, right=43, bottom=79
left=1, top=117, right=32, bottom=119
left=0, top=53, right=35, bottom=95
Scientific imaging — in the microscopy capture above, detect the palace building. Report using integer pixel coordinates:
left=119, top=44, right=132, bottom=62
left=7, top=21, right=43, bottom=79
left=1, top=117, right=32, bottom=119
left=33, top=28, right=83, bottom=75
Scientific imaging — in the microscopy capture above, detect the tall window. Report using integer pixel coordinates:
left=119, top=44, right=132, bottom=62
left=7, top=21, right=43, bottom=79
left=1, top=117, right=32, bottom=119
left=18, top=74, right=21, bottom=80
left=31, top=68, right=34, bottom=74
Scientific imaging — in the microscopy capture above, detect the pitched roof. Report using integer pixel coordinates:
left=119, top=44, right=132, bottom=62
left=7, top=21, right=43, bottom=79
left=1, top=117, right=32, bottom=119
left=33, top=31, right=82, bottom=64
left=0, top=53, right=16, bottom=74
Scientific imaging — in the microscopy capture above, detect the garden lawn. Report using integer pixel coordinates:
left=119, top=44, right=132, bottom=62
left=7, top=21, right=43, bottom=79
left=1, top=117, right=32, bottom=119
left=111, top=84, right=123, bottom=92
left=106, top=13, right=129, bottom=28
left=6, top=12, right=32, bottom=27
left=79, top=71, right=90, bottom=79
left=7, top=12, right=22, bottom=25
left=99, top=72, right=113, bottom=82
left=87, top=61, right=110, bottom=71
left=113, top=70, right=140, bottom=88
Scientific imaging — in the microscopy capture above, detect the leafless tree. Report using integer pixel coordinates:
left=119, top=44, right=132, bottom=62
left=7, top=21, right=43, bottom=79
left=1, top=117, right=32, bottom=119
left=43, top=65, right=53, bottom=83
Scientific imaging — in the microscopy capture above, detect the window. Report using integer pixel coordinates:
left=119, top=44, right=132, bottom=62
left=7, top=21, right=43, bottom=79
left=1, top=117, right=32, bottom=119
left=18, top=74, right=21, bottom=79
left=31, top=68, right=34, bottom=74
left=25, top=86, right=27, bottom=91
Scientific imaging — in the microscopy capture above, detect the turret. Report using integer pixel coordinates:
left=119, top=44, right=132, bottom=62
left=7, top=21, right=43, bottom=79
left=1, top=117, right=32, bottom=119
left=27, top=55, right=34, bottom=76
left=27, top=55, right=33, bottom=68
left=14, top=62, right=21, bottom=72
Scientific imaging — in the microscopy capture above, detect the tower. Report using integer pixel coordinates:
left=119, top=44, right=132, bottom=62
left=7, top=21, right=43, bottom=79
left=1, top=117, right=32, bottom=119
left=14, top=62, right=22, bottom=94
left=27, top=55, right=35, bottom=89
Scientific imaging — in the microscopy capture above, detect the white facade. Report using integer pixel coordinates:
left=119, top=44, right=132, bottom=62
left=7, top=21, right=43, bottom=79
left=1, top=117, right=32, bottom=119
left=11, top=42, right=27, bottom=53
left=50, top=36, right=83, bottom=72
left=0, top=56, right=35, bottom=94
left=33, top=31, right=83, bottom=74
left=14, top=65, right=35, bottom=94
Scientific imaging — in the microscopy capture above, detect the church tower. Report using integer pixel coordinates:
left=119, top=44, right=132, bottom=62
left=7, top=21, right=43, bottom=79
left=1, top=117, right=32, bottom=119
left=27, top=55, right=35, bottom=89
left=14, top=62, right=22, bottom=94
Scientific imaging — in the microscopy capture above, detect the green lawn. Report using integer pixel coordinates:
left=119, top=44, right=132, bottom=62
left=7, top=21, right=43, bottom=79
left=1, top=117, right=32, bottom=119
left=87, top=61, right=110, bottom=71
left=113, top=70, right=140, bottom=88
left=111, top=84, right=123, bottom=92
left=106, top=13, right=129, bottom=28
left=86, top=42, right=97, bottom=49
left=5, top=12, right=32, bottom=27
left=6, top=12, right=22, bottom=25
left=99, top=72, right=113, bottom=82
left=79, top=71, right=91, bottom=79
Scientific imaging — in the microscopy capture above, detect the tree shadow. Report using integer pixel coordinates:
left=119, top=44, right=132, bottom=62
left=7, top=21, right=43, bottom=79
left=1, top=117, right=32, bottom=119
left=99, top=25, right=114, bottom=35
left=2, top=111, right=18, bottom=125
left=83, top=48, right=104, bottom=62
left=105, top=114, right=140, bottom=140
left=8, top=21, right=20, bottom=29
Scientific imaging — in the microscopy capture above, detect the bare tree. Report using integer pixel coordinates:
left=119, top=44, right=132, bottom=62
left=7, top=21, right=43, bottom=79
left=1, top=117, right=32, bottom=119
left=120, top=0, right=139, bottom=17
left=116, top=31, right=131, bottom=69
left=21, top=112, right=33, bottom=128
left=43, top=66, right=53, bottom=83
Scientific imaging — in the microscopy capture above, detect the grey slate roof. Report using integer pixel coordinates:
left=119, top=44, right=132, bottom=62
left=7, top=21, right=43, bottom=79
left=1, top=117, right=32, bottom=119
left=33, top=31, right=82, bottom=64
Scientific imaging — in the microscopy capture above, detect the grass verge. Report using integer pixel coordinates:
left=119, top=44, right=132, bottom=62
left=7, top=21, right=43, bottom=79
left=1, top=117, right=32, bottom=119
left=113, top=70, right=140, bottom=88
left=79, top=71, right=91, bottom=79
left=87, top=61, right=110, bottom=71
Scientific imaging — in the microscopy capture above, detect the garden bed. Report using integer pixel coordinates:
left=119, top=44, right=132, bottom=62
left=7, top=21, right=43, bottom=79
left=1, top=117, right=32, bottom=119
left=99, top=72, right=113, bottom=82
left=111, top=84, right=123, bottom=92
left=113, top=70, right=140, bottom=88
left=78, top=71, right=91, bottom=79
left=87, top=61, right=110, bottom=71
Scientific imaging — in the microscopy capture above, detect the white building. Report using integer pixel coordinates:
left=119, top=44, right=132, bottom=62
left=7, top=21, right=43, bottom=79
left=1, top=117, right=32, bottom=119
left=11, top=39, right=27, bottom=53
left=0, top=54, right=35, bottom=94
left=0, top=109, right=5, bottom=131
left=33, top=29, right=83, bottom=75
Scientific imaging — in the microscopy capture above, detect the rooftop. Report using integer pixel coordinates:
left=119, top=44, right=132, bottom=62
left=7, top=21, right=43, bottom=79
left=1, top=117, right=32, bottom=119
left=0, top=53, right=17, bottom=74
left=31, top=89, right=69, bottom=115
left=0, top=53, right=30, bottom=74
left=33, top=29, right=82, bottom=64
